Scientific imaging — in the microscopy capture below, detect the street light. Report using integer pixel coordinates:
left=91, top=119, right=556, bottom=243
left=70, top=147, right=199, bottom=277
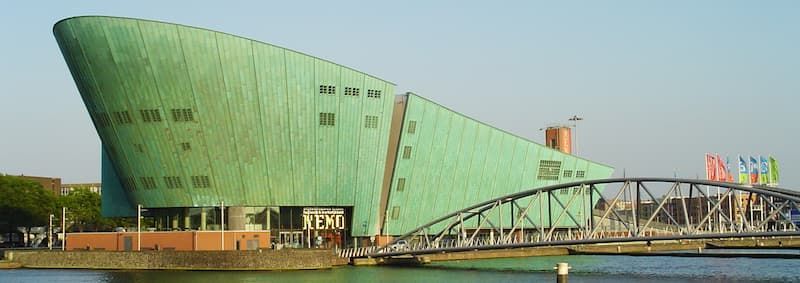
left=568, top=115, right=583, bottom=155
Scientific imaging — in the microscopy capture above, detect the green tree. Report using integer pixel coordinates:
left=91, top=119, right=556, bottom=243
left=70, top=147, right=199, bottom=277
left=59, top=188, right=103, bottom=232
left=0, top=175, right=57, bottom=245
left=58, top=187, right=133, bottom=232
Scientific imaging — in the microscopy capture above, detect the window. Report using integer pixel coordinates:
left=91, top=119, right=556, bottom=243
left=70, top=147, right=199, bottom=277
left=122, top=177, right=137, bottom=191
left=344, top=87, right=360, bottom=96
left=133, top=143, right=144, bottom=153
left=390, top=206, right=400, bottom=220
left=407, top=121, right=417, bottom=134
left=319, top=85, right=336, bottom=95
left=364, top=115, right=378, bottom=129
left=140, top=109, right=162, bottom=122
left=181, top=142, right=191, bottom=151
left=171, top=108, right=194, bottom=122
left=563, top=170, right=573, bottom=178
left=95, top=112, right=112, bottom=127
left=396, top=178, right=406, bottom=192
left=402, top=146, right=412, bottom=159
left=191, top=175, right=211, bottom=188
left=537, top=160, right=562, bottom=181
left=576, top=170, right=586, bottom=178
left=113, top=111, right=133, bottom=124
left=560, top=188, right=569, bottom=195
left=367, top=89, right=381, bottom=98
left=140, top=176, right=157, bottom=190
left=319, top=112, right=336, bottom=126
left=164, top=176, right=183, bottom=189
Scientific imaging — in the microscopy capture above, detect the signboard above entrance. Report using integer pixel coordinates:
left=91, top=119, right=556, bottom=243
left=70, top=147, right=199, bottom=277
left=302, top=207, right=346, bottom=230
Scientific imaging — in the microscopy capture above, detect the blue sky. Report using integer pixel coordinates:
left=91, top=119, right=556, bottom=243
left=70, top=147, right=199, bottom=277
left=0, top=1, right=797, bottom=187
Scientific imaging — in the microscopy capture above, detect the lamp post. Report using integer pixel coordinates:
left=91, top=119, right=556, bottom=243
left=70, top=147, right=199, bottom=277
left=568, top=115, right=583, bottom=155
left=48, top=214, right=53, bottom=250
left=220, top=201, right=225, bottom=251
left=137, top=204, right=141, bottom=251
left=61, top=207, right=66, bottom=251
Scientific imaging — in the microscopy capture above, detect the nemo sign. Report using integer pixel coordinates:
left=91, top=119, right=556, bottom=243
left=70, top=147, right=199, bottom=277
left=302, top=207, right=346, bottom=230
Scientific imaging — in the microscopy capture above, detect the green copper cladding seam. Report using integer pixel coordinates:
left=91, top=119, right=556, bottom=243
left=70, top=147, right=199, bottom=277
left=54, top=16, right=613, bottom=237
left=54, top=16, right=395, bottom=236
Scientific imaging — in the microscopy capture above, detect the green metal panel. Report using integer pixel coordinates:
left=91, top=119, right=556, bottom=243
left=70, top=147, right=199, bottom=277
left=384, top=94, right=614, bottom=235
left=54, top=16, right=395, bottom=235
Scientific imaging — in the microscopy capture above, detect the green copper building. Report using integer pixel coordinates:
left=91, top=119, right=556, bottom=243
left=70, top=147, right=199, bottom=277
left=54, top=16, right=613, bottom=245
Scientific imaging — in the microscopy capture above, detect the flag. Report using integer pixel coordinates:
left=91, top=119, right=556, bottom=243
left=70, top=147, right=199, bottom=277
left=759, top=156, right=769, bottom=185
left=705, top=154, right=716, bottom=181
left=738, top=155, right=749, bottom=184
left=749, top=156, right=759, bottom=184
left=726, top=156, right=734, bottom=182
left=769, top=156, right=780, bottom=185
left=716, top=154, right=728, bottom=182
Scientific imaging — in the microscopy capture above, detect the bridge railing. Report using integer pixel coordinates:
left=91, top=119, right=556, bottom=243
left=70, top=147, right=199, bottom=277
left=364, top=178, right=800, bottom=258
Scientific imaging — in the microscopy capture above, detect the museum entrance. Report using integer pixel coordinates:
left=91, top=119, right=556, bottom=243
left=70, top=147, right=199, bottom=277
left=275, top=206, right=352, bottom=249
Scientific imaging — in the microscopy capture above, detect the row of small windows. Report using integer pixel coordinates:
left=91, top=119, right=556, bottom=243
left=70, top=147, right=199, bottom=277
left=95, top=108, right=193, bottom=127
left=171, top=108, right=194, bottom=122
left=367, top=89, right=381, bottom=98
left=112, top=111, right=133, bottom=124
left=319, top=112, right=336, bottom=126
left=344, top=87, right=360, bottom=96
left=122, top=175, right=211, bottom=191
left=131, top=142, right=192, bottom=153
left=140, top=109, right=162, bottom=122
left=537, top=160, right=562, bottom=181
left=140, top=176, right=157, bottom=190
left=559, top=187, right=591, bottom=195
left=562, top=170, right=587, bottom=178
left=164, top=176, right=183, bottom=189
left=319, top=113, right=381, bottom=129
left=319, top=85, right=336, bottom=95
left=192, top=176, right=211, bottom=188
left=319, top=85, right=382, bottom=99
left=364, top=115, right=379, bottom=128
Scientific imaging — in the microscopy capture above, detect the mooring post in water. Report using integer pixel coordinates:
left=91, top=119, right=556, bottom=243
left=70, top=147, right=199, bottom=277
left=554, top=262, right=570, bottom=283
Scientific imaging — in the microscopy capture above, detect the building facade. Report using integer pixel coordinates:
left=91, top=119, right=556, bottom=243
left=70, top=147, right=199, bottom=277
left=54, top=16, right=613, bottom=248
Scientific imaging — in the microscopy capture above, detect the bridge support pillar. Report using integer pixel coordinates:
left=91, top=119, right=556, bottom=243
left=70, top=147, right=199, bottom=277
left=555, top=262, right=570, bottom=283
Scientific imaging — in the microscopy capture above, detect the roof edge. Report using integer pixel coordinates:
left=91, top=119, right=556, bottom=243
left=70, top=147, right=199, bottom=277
left=53, top=15, right=396, bottom=86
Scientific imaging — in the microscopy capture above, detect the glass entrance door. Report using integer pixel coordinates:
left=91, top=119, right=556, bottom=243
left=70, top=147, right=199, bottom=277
left=279, top=231, right=303, bottom=248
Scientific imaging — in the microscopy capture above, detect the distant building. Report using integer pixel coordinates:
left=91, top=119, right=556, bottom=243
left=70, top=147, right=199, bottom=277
left=543, top=126, right=572, bottom=154
left=61, top=183, right=102, bottom=196
left=13, top=175, right=61, bottom=195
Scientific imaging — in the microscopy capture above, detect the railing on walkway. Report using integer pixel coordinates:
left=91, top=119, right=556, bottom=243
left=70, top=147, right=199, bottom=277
left=346, top=178, right=800, bottom=258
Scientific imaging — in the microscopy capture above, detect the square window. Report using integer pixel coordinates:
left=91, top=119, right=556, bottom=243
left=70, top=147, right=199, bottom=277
left=407, top=121, right=417, bottom=134
left=391, top=206, right=400, bottom=220
left=181, top=142, right=191, bottom=151
left=402, top=146, right=412, bottom=159
left=319, top=112, right=335, bottom=126
left=364, top=115, right=378, bottom=128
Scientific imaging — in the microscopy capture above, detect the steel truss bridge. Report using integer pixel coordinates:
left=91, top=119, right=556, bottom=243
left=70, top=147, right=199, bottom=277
left=345, top=178, right=800, bottom=259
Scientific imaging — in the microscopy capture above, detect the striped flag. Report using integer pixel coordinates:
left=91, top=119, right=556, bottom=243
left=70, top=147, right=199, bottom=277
left=759, top=156, right=769, bottom=184
left=749, top=156, right=759, bottom=184
left=738, top=155, right=749, bottom=184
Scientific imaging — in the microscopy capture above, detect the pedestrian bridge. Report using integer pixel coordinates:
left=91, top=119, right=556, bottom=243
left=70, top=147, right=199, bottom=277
left=339, top=178, right=800, bottom=259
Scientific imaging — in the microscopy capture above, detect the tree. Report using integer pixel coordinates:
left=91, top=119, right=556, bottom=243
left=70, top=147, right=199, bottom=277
left=58, top=187, right=132, bottom=232
left=0, top=175, right=57, bottom=245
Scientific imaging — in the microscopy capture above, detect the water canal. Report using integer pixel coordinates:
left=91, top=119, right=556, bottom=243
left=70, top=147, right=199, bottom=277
left=2, top=252, right=799, bottom=282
